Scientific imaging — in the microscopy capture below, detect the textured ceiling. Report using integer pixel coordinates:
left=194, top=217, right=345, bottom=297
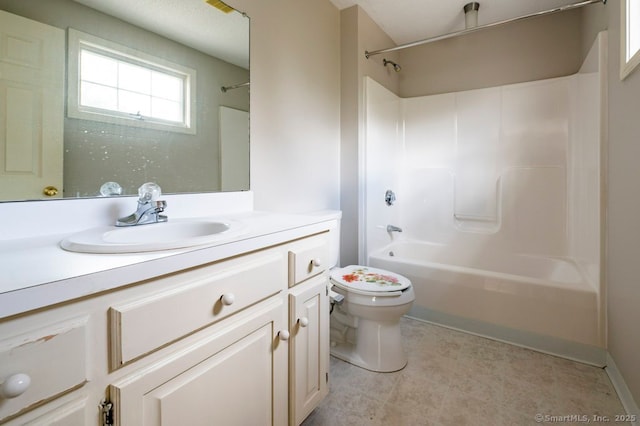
left=72, top=0, right=249, bottom=69
left=328, top=0, right=586, bottom=46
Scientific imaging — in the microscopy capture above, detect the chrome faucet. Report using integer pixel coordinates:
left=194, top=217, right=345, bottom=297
left=387, top=224, right=403, bottom=233
left=116, top=183, right=167, bottom=227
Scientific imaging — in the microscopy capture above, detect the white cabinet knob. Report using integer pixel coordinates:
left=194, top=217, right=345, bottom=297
left=1, top=373, right=31, bottom=399
left=279, top=330, right=290, bottom=341
left=312, top=258, right=322, bottom=267
left=221, top=293, right=235, bottom=306
left=298, top=317, right=309, bottom=327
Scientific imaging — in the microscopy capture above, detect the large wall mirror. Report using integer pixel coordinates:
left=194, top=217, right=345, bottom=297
left=0, top=0, right=249, bottom=202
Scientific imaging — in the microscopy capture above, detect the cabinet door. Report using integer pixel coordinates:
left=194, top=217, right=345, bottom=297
left=110, top=296, right=288, bottom=426
left=289, top=274, right=329, bottom=425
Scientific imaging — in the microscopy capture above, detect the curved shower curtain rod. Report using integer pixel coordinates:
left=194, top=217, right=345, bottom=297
left=365, top=0, right=607, bottom=59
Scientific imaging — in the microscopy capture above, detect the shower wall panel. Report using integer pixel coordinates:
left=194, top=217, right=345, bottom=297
left=363, top=77, right=401, bottom=259
left=400, top=77, right=570, bottom=257
left=364, top=53, right=601, bottom=265
left=568, top=63, right=602, bottom=287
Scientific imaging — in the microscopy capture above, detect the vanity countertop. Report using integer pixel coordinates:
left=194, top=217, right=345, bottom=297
left=0, top=210, right=339, bottom=319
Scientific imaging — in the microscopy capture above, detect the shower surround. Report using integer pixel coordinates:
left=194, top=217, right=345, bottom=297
left=363, top=33, right=606, bottom=364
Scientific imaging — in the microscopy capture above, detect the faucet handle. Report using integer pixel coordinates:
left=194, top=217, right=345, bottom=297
left=138, top=182, right=162, bottom=202
left=385, top=189, right=396, bottom=206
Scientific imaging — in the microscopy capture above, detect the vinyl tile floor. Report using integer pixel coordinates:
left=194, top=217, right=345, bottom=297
left=302, top=317, right=629, bottom=426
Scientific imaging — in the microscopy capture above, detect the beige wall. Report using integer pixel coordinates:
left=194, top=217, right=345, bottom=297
left=398, top=9, right=583, bottom=97
left=603, top=0, right=640, bottom=407
left=580, top=3, right=608, bottom=61
left=340, top=7, right=361, bottom=266
left=579, top=3, right=609, bottom=59
left=579, top=0, right=640, bottom=409
left=229, top=0, right=341, bottom=214
left=340, top=6, right=401, bottom=265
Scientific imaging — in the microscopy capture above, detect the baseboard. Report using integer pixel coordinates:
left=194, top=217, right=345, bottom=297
left=605, top=353, right=640, bottom=425
left=406, top=306, right=607, bottom=367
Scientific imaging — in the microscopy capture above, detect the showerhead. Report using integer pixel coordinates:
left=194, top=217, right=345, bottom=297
left=383, top=58, right=401, bottom=72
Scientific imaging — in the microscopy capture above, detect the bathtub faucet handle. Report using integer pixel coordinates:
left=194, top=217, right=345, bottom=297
left=385, top=190, right=396, bottom=206
left=387, top=225, right=403, bottom=233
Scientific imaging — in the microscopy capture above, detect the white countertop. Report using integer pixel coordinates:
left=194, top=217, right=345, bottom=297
left=0, top=210, right=340, bottom=319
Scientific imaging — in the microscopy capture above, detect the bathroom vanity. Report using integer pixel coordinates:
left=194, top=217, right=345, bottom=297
left=0, top=205, right=336, bottom=425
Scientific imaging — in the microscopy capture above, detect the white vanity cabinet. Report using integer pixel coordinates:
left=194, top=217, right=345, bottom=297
left=0, top=228, right=332, bottom=426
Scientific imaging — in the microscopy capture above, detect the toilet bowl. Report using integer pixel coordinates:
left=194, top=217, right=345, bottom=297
left=329, top=265, right=415, bottom=372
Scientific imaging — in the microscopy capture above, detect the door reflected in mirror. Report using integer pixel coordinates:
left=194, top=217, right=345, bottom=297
left=0, top=0, right=249, bottom=202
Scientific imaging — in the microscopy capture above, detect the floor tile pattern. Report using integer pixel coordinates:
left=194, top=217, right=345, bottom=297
left=302, top=317, right=628, bottom=426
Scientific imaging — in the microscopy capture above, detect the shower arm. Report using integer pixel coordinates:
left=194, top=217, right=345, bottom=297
left=365, top=0, right=606, bottom=59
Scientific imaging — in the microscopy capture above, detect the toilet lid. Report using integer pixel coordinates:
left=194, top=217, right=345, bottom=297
left=330, top=265, right=411, bottom=293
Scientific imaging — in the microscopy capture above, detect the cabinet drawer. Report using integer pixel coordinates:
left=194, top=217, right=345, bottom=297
left=0, top=318, right=88, bottom=423
left=109, top=249, right=286, bottom=368
left=288, top=233, right=330, bottom=287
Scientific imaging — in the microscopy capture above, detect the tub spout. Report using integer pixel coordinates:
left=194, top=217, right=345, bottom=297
left=387, top=225, right=403, bottom=233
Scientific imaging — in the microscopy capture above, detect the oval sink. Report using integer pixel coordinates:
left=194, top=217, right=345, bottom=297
left=60, top=219, right=245, bottom=254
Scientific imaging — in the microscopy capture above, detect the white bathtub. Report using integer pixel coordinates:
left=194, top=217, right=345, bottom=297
left=368, top=241, right=604, bottom=363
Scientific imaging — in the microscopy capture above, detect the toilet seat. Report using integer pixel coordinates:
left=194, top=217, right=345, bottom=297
left=330, top=265, right=411, bottom=296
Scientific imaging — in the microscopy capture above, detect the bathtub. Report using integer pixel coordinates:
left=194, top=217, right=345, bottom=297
left=368, top=241, right=604, bottom=364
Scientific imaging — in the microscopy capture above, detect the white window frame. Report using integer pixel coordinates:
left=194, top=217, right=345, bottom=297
left=67, top=28, right=197, bottom=134
left=621, top=0, right=640, bottom=80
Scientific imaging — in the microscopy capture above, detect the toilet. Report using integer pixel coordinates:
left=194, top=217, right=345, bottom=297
left=326, top=221, right=415, bottom=372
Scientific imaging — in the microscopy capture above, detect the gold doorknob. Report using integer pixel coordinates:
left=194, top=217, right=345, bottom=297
left=43, top=186, right=59, bottom=197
